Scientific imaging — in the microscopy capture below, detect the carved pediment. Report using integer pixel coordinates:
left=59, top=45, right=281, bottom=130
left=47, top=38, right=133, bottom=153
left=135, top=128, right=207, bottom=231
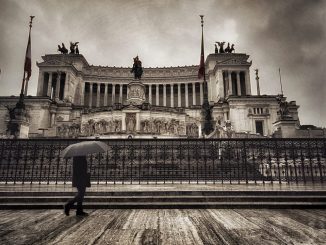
left=37, top=59, right=71, bottom=67
left=218, top=58, right=251, bottom=65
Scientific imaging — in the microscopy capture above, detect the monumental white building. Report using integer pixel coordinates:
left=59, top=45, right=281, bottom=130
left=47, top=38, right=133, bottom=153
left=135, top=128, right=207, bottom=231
left=0, top=51, right=301, bottom=138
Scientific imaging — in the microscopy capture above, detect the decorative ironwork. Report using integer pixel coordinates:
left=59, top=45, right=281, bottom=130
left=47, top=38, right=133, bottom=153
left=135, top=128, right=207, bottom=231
left=0, top=138, right=325, bottom=185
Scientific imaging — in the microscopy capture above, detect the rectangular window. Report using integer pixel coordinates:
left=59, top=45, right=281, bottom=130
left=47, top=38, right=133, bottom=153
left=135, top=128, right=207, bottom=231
left=255, top=120, right=264, bottom=135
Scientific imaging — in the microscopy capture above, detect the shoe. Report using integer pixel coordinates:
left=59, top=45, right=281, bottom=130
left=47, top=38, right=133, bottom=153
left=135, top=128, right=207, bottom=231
left=63, top=204, right=70, bottom=216
left=76, top=211, right=88, bottom=216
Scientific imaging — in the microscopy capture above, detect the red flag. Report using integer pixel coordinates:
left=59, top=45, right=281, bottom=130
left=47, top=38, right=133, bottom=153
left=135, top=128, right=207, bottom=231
left=198, top=28, right=205, bottom=79
left=24, top=32, right=31, bottom=81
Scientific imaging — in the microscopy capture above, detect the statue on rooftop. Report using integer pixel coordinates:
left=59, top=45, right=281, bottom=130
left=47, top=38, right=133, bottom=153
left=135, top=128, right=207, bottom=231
left=58, top=43, right=68, bottom=54
left=225, top=43, right=231, bottom=53
left=214, top=43, right=218, bottom=54
left=216, top=42, right=225, bottom=53
left=130, top=56, right=143, bottom=80
left=224, top=43, right=235, bottom=53
left=230, top=44, right=235, bottom=53
left=69, top=42, right=79, bottom=54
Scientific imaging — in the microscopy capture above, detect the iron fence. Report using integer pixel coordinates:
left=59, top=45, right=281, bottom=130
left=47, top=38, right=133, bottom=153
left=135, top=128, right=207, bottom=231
left=0, top=138, right=325, bottom=185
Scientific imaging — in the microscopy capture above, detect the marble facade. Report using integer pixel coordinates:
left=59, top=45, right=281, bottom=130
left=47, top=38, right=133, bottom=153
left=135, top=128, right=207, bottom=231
left=0, top=51, right=300, bottom=138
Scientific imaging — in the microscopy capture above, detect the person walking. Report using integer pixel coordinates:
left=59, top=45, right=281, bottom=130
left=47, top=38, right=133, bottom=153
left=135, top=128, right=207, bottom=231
left=64, top=156, right=90, bottom=216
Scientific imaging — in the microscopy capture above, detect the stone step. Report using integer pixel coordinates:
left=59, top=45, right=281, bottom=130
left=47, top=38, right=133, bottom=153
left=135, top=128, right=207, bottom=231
left=1, top=202, right=326, bottom=209
left=1, top=189, right=326, bottom=208
left=1, top=196, right=326, bottom=203
left=1, top=190, right=326, bottom=197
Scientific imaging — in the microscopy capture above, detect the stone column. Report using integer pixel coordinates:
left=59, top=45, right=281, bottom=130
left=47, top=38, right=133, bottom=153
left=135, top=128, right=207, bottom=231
left=104, top=83, right=108, bottom=106
left=64, top=73, right=70, bottom=101
left=170, top=84, right=174, bottom=107
left=51, top=113, right=55, bottom=127
left=245, top=71, right=251, bottom=95
left=47, top=72, right=53, bottom=97
left=55, top=72, right=61, bottom=99
left=112, top=84, right=116, bottom=104
left=228, top=71, right=233, bottom=96
left=122, top=113, right=126, bottom=131
left=224, top=112, right=228, bottom=121
left=96, top=83, right=101, bottom=107
left=237, top=71, right=241, bottom=96
left=199, top=82, right=203, bottom=104
left=37, top=71, right=44, bottom=96
left=185, top=83, right=189, bottom=107
left=89, top=83, right=93, bottom=108
left=192, top=83, right=196, bottom=105
left=178, top=83, right=181, bottom=107
left=198, top=123, right=202, bottom=138
left=149, top=84, right=152, bottom=104
left=136, top=113, right=140, bottom=132
left=119, top=84, right=123, bottom=103
left=156, top=84, right=159, bottom=105
left=80, top=80, right=85, bottom=105
left=163, top=84, right=167, bottom=106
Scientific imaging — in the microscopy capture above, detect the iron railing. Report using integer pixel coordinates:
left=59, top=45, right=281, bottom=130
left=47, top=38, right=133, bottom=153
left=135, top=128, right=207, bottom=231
left=0, top=138, right=325, bottom=185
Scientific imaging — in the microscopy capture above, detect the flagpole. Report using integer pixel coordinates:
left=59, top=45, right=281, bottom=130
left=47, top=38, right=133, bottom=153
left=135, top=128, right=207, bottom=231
left=20, top=16, right=34, bottom=98
left=199, top=15, right=213, bottom=136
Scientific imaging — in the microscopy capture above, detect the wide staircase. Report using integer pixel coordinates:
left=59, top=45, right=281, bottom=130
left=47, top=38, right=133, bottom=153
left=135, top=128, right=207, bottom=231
left=1, top=185, right=326, bottom=209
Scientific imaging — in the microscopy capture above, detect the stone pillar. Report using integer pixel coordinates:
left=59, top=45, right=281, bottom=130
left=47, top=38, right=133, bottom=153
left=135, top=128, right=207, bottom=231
left=63, top=73, right=69, bottom=101
left=47, top=72, right=53, bottom=97
left=163, top=84, right=167, bottom=106
left=55, top=72, right=61, bottom=99
left=136, top=113, right=140, bottom=132
left=185, top=83, right=189, bottom=107
left=112, top=84, right=116, bottom=104
left=51, top=113, right=56, bottom=127
left=149, top=84, right=152, bottom=104
left=224, top=112, right=228, bottom=121
left=80, top=81, right=85, bottom=106
left=192, top=83, right=196, bottom=105
left=122, top=113, right=126, bottom=131
left=178, top=83, right=181, bottom=107
left=104, top=83, right=108, bottom=106
left=96, top=83, right=101, bottom=107
left=37, top=71, right=44, bottom=96
left=228, top=71, right=232, bottom=96
left=89, top=83, right=93, bottom=108
left=245, top=71, right=251, bottom=95
left=119, top=84, right=123, bottom=103
left=156, top=84, right=159, bottom=106
left=170, top=84, right=174, bottom=107
left=237, top=71, right=241, bottom=96
left=199, top=82, right=203, bottom=104
left=198, top=123, right=202, bottom=138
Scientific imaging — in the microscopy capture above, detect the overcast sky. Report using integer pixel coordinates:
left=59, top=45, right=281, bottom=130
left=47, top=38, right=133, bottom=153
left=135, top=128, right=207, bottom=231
left=0, top=0, right=325, bottom=126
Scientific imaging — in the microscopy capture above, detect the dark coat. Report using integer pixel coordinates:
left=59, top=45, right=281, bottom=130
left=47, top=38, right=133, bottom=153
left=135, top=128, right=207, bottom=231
left=72, top=156, right=91, bottom=188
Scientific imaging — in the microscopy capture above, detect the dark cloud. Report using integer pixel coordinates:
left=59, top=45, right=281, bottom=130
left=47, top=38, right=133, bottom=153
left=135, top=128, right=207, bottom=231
left=0, top=0, right=325, bottom=126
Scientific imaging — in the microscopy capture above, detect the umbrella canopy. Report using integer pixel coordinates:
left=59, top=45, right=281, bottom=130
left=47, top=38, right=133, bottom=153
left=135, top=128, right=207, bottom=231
left=61, top=141, right=109, bottom=158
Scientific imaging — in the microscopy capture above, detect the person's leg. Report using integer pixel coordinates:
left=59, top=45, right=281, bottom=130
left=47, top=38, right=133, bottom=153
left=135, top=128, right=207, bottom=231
left=64, top=188, right=81, bottom=216
left=76, top=186, right=87, bottom=215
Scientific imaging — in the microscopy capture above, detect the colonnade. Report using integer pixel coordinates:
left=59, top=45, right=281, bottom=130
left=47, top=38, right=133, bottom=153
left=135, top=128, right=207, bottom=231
left=222, top=70, right=249, bottom=97
left=84, top=82, right=204, bottom=108
left=37, top=71, right=67, bottom=100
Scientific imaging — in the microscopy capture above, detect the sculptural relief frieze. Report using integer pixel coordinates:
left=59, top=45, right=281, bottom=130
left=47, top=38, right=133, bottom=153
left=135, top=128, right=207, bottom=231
left=186, top=123, right=199, bottom=138
left=140, top=118, right=186, bottom=136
